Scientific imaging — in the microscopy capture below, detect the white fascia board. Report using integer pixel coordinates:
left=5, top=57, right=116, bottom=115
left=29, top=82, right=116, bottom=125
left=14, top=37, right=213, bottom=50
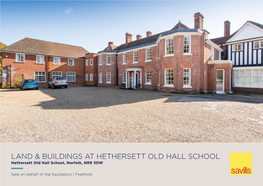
left=206, top=39, right=224, bottom=52
left=156, top=31, right=203, bottom=44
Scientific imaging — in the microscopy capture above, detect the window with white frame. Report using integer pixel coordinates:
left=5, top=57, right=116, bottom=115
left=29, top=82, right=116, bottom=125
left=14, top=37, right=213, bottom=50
left=184, top=36, right=191, bottom=54
left=211, top=47, right=214, bottom=60
left=99, top=56, right=102, bottom=65
left=183, top=68, right=191, bottom=87
left=86, top=59, right=89, bottom=66
left=99, top=73, right=102, bottom=83
left=133, top=51, right=138, bottom=63
left=146, top=48, right=151, bottom=61
left=86, top=74, right=89, bottom=81
left=16, top=53, right=25, bottom=62
left=90, top=74, right=93, bottom=81
left=67, top=72, right=75, bottom=82
left=34, top=71, right=46, bottom=82
left=233, top=69, right=263, bottom=88
left=90, top=59, right=93, bottom=66
left=166, top=38, right=174, bottom=55
left=107, top=55, right=111, bottom=65
left=53, top=57, right=60, bottom=65
left=123, top=54, right=127, bottom=64
left=233, top=44, right=243, bottom=51
left=106, top=72, right=111, bottom=83
left=145, top=71, right=151, bottom=84
left=52, top=71, right=62, bottom=79
left=123, top=73, right=126, bottom=83
left=36, top=55, right=44, bottom=64
left=68, top=58, right=74, bottom=66
left=254, top=41, right=263, bottom=49
left=165, top=69, right=174, bottom=86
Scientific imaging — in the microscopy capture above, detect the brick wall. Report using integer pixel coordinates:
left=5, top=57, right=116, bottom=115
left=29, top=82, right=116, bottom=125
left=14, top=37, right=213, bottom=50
left=1, top=52, right=86, bottom=88
left=85, top=53, right=98, bottom=86
left=2, top=52, right=46, bottom=88
left=98, top=53, right=117, bottom=87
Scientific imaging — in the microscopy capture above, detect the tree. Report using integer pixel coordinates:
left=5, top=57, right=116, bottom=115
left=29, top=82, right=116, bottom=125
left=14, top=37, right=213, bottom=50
left=0, top=42, right=8, bottom=83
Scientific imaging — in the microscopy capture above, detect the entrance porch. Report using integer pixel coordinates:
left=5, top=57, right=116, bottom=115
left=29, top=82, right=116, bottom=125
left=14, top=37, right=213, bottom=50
left=125, top=67, right=143, bottom=89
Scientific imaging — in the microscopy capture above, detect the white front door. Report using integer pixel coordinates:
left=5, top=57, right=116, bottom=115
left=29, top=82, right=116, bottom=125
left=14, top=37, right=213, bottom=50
left=216, top=69, right=225, bottom=94
left=131, top=72, right=134, bottom=88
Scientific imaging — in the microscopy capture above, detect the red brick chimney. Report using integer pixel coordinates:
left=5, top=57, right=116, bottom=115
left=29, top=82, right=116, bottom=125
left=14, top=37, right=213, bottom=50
left=146, top=31, right=152, bottom=37
left=224, top=20, right=230, bottom=37
left=136, top=34, right=142, bottom=40
left=194, top=12, right=204, bottom=30
left=126, top=33, right=132, bottom=44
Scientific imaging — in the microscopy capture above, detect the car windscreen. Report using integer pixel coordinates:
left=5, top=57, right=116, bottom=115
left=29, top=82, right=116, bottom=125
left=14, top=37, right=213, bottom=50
left=56, top=78, right=67, bottom=80
left=25, top=80, right=37, bottom=83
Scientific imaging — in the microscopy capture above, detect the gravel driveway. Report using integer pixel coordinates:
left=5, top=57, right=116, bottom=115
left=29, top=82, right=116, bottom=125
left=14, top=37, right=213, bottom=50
left=1, top=87, right=263, bottom=142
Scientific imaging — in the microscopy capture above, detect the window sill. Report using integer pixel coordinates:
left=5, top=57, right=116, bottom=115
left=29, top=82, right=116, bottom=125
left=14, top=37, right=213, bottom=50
left=164, top=54, right=174, bottom=57
left=132, top=62, right=138, bottom=64
left=68, top=65, right=74, bottom=66
left=122, top=63, right=127, bottom=65
left=99, top=82, right=102, bottom=83
left=15, top=61, right=25, bottom=63
left=145, top=60, right=151, bottom=62
left=106, top=82, right=111, bottom=84
left=106, top=64, right=111, bottom=65
left=163, top=85, right=174, bottom=88
left=183, top=85, right=192, bottom=88
left=99, top=64, right=102, bottom=66
left=145, top=83, right=151, bottom=85
left=183, top=53, right=192, bottom=56
left=35, top=63, right=44, bottom=65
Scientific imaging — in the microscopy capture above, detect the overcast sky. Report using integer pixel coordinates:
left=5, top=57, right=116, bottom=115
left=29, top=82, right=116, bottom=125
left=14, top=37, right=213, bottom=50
left=1, top=0, right=263, bottom=53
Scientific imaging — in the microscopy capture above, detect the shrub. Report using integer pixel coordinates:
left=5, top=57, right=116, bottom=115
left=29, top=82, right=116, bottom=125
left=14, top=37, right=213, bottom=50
left=135, top=83, right=141, bottom=89
left=14, top=76, right=24, bottom=88
left=121, top=83, right=126, bottom=89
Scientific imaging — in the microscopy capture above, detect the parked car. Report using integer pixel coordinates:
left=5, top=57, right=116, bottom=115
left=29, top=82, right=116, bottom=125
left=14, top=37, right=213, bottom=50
left=20, top=79, right=39, bottom=90
left=48, top=77, right=68, bottom=89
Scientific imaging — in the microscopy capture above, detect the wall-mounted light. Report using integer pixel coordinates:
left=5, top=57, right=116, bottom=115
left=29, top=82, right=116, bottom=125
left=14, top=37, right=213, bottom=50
left=5, top=55, right=8, bottom=58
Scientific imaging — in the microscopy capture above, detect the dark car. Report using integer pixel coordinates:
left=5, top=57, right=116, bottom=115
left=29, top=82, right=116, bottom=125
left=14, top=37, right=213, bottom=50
left=20, top=79, right=39, bottom=90
left=48, top=77, right=68, bottom=89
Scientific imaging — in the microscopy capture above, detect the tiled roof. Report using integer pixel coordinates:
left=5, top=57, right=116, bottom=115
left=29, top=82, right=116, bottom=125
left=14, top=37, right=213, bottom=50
left=211, top=21, right=263, bottom=45
left=1, top=37, right=89, bottom=59
left=99, top=21, right=196, bottom=53
left=250, top=21, right=263, bottom=29
left=171, top=22, right=190, bottom=30
left=103, top=44, right=118, bottom=51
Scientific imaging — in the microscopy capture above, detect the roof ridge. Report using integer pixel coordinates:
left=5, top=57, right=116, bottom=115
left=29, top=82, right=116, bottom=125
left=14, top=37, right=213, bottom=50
left=24, top=37, right=84, bottom=48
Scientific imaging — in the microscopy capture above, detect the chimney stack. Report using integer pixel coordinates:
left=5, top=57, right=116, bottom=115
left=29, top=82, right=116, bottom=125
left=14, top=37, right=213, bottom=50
left=194, top=12, right=204, bottom=30
left=146, top=31, right=152, bottom=37
left=126, top=33, right=132, bottom=44
left=108, top=42, right=113, bottom=47
left=136, top=34, right=142, bottom=40
left=224, top=21, right=230, bottom=37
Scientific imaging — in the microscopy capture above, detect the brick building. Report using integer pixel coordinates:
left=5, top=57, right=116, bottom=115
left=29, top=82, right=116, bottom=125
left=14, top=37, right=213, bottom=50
left=1, top=38, right=96, bottom=88
left=98, top=12, right=232, bottom=93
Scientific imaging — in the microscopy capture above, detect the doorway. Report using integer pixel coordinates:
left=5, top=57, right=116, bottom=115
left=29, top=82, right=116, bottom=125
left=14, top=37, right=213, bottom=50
left=216, top=69, right=225, bottom=94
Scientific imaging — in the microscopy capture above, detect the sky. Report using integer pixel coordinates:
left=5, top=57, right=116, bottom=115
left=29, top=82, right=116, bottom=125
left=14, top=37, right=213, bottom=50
left=1, top=0, right=263, bottom=53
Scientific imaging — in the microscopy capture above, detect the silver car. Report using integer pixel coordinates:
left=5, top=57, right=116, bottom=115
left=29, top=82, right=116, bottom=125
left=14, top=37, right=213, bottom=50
left=48, top=77, right=68, bottom=89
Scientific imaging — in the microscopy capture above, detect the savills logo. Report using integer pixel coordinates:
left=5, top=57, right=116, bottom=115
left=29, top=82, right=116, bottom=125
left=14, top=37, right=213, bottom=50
left=230, top=153, right=252, bottom=175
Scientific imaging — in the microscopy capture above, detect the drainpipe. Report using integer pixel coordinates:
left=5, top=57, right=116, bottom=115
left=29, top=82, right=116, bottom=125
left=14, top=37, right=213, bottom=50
left=116, top=53, right=118, bottom=87
left=9, top=64, right=11, bottom=88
